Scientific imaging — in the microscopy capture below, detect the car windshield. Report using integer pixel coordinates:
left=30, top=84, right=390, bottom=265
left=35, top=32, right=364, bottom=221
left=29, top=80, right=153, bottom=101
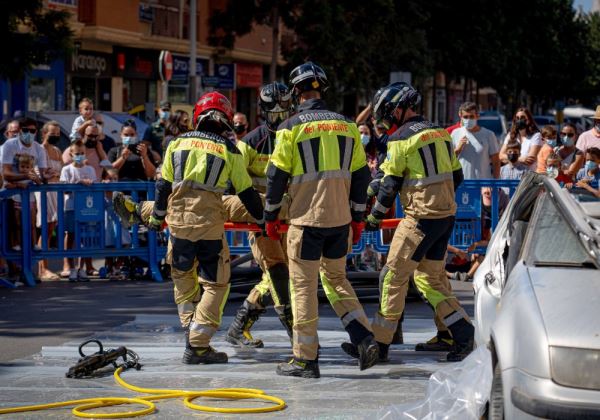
left=478, top=118, right=502, bottom=137
left=528, top=194, right=595, bottom=267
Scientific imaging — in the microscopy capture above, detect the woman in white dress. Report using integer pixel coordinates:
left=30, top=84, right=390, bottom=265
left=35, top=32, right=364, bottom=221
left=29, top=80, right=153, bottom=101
left=36, top=121, right=63, bottom=281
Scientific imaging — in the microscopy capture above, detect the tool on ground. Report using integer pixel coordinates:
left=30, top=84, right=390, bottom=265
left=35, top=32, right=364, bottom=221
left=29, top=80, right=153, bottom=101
left=66, top=339, right=142, bottom=379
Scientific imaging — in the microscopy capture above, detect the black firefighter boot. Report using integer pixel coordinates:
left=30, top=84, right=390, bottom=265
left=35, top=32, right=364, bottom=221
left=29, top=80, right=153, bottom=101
left=276, top=358, right=320, bottom=378
left=415, top=329, right=455, bottom=352
left=112, top=192, right=144, bottom=228
left=341, top=339, right=390, bottom=363
left=182, top=328, right=228, bottom=364
left=226, top=300, right=266, bottom=348
left=446, top=318, right=475, bottom=362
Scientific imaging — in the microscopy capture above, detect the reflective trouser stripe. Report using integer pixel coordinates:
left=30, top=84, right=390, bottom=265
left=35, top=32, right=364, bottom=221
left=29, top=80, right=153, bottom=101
left=380, top=268, right=403, bottom=316
left=443, top=310, right=466, bottom=327
left=350, top=200, right=367, bottom=212
left=177, top=301, right=195, bottom=315
left=189, top=322, right=217, bottom=337
left=373, top=199, right=389, bottom=214
left=293, top=334, right=318, bottom=345
left=176, top=282, right=200, bottom=305
left=373, top=312, right=397, bottom=330
left=341, top=309, right=365, bottom=327
left=320, top=272, right=358, bottom=306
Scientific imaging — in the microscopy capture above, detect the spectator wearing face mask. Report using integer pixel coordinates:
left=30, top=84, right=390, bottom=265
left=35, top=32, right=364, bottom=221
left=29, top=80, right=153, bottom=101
left=576, top=105, right=600, bottom=153
left=545, top=153, right=572, bottom=184
left=358, top=123, right=378, bottom=177
left=501, top=141, right=528, bottom=181
left=163, top=110, right=190, bottom=151
left=62, top=125, right=111, bottom=180
left=232, top=112, right=249, bottom=144
left=109, top=120, right=157, bottom=181
left=499, top=107, right=542, bottom=171
left=451, top=102, right=500, bottom=179
left=142, top=100, right=171, bottom=159
left=575, top=147, right=600, bottom=184
left=537, top=123, right=583, bottom=177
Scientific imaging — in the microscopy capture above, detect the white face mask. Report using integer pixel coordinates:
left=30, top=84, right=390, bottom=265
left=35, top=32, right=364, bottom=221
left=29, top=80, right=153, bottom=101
left=462, top=118, right=476, bottom=130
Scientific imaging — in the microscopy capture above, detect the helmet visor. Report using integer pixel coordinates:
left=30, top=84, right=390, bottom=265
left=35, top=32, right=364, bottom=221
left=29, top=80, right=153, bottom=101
left=266, top=111, right=290, bottom=127
left=262, top=98, right=292, bottom=112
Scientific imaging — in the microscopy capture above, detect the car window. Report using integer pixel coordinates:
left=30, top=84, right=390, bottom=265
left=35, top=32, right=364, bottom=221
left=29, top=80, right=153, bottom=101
left=526, top=194, right=592, bottom=266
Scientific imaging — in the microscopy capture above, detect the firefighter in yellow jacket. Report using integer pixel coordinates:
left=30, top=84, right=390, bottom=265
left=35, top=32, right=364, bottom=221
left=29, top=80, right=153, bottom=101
left=265, top=62, right=378, bottom=378
left=151, top=92, right=264, bottom=364
left=345, top=82, right=474, bottom=362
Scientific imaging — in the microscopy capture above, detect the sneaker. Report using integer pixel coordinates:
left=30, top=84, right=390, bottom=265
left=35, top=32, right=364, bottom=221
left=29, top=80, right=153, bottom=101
left=112, top=193, right=143, bottom=228
left=182, top=346, right=228, bottom=364
left=77, top=268, right=90, bottom=282
left=415, top=334, right=455, bottom=352
left=276, top=358, right=320, bottom=378
left=69, top=269, right=78, bottom=282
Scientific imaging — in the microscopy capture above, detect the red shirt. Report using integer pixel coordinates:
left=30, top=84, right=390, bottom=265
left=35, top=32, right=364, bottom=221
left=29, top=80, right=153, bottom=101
left=446, top=121, right=461, bottom=134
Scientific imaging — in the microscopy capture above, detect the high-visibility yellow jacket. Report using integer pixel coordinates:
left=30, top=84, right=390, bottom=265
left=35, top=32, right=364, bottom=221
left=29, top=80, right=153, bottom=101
left=236, top=124, right=274, bottom=193
left=153, top=130, right=263, bottom=240
left=265, top=98, right=371, bottom=228
left=371, top=116, right=463, bottom=220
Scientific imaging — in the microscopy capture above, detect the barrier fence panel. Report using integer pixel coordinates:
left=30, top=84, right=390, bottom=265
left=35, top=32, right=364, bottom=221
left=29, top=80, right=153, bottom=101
left=0, top=182, right=163, bottom=287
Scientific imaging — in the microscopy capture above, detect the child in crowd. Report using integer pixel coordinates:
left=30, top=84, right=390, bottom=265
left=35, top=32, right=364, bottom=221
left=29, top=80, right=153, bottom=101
left=59, top=142, right=97, bottom=282
left=102, top=168, right=131, bottom=280
left=574, top=147, right=600, bottom=197
left=501, top=141, right=528, bottom=181
left=546, top=153, right=572, bottom=184
left=536, top=125, right=559, bottom=174
left=70, top=98, right=96, bottom=142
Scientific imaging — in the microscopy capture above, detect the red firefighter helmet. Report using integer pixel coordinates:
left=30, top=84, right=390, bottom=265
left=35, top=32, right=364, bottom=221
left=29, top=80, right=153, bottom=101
left=192, top=92, right=234, bottom=131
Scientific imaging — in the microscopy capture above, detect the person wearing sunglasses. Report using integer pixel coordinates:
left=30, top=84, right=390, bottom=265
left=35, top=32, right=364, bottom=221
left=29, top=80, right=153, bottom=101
left=499, top=107, right=542, bottom=171
left=1, top=118, right=47, bottom=185
left=61, top=125, right=111, bottom=181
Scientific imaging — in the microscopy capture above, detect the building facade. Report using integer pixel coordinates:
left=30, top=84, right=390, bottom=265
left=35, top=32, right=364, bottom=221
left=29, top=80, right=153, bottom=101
left=1, top=0, right=284, bottom=126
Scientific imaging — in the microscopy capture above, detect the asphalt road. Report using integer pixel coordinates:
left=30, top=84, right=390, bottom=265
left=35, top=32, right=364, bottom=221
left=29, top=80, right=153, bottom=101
left=0, top=277, right=474, bottom=363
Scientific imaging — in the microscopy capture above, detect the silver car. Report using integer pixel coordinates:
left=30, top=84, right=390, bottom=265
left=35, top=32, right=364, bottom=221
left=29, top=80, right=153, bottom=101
left=473, top=172, right=600, bottom=419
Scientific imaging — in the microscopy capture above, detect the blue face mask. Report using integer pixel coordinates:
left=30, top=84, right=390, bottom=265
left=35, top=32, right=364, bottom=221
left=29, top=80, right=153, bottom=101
left=122, top=136, right=137, bottom=146
left=585, top=160, right=598, bottom=171
left=561, top=136, right=574, bottom=147
left=360, top=134, right=370, bottom=146
left=20, top=132, right=34, bottom=145
left=462, top=118, right=476, bottom=130
left=159, top=111, right=170, bottom=120
left=546, top=138, right=557, bottom=148
left=73, top=154, right=85, bottom=164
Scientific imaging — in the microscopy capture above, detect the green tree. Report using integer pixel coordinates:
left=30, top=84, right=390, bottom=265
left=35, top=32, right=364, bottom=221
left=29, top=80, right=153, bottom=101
left=1, top=0, right=73, bottom=81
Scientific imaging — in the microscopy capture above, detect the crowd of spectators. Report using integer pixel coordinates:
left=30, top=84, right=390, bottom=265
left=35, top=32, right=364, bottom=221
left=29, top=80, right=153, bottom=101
left=1, top=98, right=600, bottom=284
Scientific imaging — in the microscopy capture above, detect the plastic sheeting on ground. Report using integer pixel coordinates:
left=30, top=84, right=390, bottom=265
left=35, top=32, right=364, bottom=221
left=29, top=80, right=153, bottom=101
left=378, top=346, right=493, bottom=420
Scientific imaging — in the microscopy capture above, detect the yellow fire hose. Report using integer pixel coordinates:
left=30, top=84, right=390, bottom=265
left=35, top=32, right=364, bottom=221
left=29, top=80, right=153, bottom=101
left=0, top=366, right=287, bottom=418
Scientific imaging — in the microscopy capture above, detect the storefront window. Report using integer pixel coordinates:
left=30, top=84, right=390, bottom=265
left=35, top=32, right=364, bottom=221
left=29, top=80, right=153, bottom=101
left=28, top=77, right=55, bottom=112
left=148, top=81, right=157, bottom=104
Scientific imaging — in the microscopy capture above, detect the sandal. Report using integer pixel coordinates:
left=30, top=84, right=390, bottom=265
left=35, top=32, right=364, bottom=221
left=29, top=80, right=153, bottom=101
left=86, top=269, right=100, bottom=276
left=60, top=270, right=71, bottom=278
left=40, top=271, right=61, bottom=281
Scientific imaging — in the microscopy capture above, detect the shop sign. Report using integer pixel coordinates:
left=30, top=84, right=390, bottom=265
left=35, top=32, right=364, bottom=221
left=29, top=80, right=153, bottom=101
left=70, top=50, right=112, bottom=78
left=236, top=62, right=263, bottom=88
left=114, top=48, right=158, bottom=80
left=215, top=63, right=235, bottom=89
left=172, top=55, right=209, bottom=84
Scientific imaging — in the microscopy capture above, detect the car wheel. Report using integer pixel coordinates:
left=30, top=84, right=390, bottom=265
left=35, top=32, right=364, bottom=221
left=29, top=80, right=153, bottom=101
left=488, top=363, right=504, bottom=420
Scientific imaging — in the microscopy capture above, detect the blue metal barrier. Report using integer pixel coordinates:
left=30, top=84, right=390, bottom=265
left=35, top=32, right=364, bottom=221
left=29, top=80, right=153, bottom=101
left=0, top=182, right=163, bottom=287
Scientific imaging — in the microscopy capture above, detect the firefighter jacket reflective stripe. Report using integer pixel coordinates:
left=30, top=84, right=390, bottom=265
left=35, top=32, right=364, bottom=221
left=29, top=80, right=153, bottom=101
left=153, top=130, right=264, bottom=238
left=236, top=124, right=274, bottom=192
left=372, top=116, right=463, bottom=220
left=265, top=98, right=371, bottom=227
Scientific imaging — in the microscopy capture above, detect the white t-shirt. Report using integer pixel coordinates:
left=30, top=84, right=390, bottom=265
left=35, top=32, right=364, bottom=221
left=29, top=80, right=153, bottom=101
left=1, top=137, right=48, bottom=169
left=59, top=164, right=97, bottom=211
left=451, top=126, right=500, bottom=179
left=503, top=132, right=543, bottom=171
